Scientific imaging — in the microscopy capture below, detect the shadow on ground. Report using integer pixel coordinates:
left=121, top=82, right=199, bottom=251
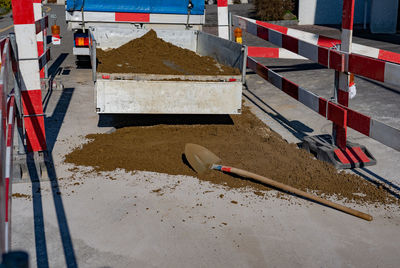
left=243, top=85, right=313, bottom=140
left=98, top=114, right=235, bottom=128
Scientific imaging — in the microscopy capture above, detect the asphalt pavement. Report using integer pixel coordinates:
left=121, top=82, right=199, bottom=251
left=0, top=12, right=14, bottom=39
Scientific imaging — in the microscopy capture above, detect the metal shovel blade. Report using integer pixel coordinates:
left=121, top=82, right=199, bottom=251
left=184, top=143, right=221, bottom=174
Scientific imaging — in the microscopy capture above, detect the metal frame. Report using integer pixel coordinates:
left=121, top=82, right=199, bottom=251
left=0, top=35, right=24, bottom=254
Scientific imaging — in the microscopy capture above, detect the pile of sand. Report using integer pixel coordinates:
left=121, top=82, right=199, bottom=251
left=65, top=107, right=397, bottom=205
left=96, top=30, right=240, bottom=75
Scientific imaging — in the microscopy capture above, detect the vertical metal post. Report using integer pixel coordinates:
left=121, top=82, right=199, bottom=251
left=42, top=11, right=48, bottom=79
left=0, top=41, right=6, bottom=257
left=241, top=46, right=247, bottom=86
left=9, top=34, right=25, bottom=154
left=332, top=0, right=355, bottom=150
left=228, top=12, right=232, bottom=41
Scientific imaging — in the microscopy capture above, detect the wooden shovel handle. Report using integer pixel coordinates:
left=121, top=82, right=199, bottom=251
left=222, top=166, right=373, bottom=221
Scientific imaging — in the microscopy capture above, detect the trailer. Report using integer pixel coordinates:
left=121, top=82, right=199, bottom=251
left=89, top=26, right=246, bottom=114
left=65, top=0, right=206, bottom=56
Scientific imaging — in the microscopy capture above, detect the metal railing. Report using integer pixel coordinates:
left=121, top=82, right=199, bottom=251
left=0, top=35, right=24, bottom=256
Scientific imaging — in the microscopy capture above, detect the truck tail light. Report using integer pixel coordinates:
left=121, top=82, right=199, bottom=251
left=75, top=37, right=89, bottom=47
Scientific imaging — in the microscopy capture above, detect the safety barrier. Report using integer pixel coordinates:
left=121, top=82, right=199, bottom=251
left=11, top=0, right=49, bottom=152
left=247, top=56, right=400, bottom=151
left=233, top=16, right=400, bottom=88
left=247, top=47, right=306, bottom=59
left=230, top=0, right=400, bottom=168
left=1, top=0, right=51, bottom=254
left=243, top=20, right=400, bottom=65
left=0, top=36, right=23, bottom=254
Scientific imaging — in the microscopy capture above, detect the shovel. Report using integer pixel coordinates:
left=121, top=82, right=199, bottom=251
left=184, top=143, right=373, bottom=221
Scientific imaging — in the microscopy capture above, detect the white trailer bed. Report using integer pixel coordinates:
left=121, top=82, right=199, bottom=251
left=89, top=27, right=246, bottom=114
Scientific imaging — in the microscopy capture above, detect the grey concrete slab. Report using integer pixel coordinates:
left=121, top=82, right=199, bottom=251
left=8, top=3, right=400, bottom=268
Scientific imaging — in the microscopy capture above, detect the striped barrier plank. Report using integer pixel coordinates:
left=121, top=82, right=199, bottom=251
left=65, top=11, right=205, bottom=25
left=247, top=56, right=400, bottom=152
left=233, top=16, right=345, bottom=72
left=235, top=15, right=400, bottom=88
left=235, top=15, right=400, bottom=65
left=35, top=15, right=48, bottom=35
left=38, top=48, right=50, bottom=71
left=34, top=1, right=45, bottom=79
left=247, top=47, right=306, bottom=59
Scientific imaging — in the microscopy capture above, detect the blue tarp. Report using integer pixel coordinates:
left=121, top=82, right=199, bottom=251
left=66, top=0, right=205, bottom=15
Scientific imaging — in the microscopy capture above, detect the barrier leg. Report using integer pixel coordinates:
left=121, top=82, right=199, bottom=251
left=303, top=0, right=376, bottom=168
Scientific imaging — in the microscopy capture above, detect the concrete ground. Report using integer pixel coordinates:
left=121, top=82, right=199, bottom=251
left=9, top=4, right=400, bottom=268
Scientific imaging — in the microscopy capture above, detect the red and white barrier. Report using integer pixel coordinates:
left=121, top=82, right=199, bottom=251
left=11, top=0, right=47, bottom=152
left=0, top=37, right=19, bottom=253
left=234, top=15, right=400, bottom=88
left=217, top=0, right=229, bottom=39
left=235, top=17, right=400, bottom=65
left=247, top=56, right=400, bottom=151
left=65, top=11, right=205, bottom=24
left=33, top=0, right=45, bottom=79
left=247, top=47, right=306, bottom=59
left=227, top=0, right=400, bottom=162
left=4, top=95, right=15, bottom=252
left=0, top=40, right=7, bottom=255
left=39, top=48, right=50, bottom=71
left=234, top=16, right=345, bottom=72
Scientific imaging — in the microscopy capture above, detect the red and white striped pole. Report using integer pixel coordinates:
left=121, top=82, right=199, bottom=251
left=333, top=0, right=355, bottom=150
left=11, top=0, right=47, bottom=152
left=4, top=96, right=15, bottom=252
left=217, top=0, right=229, bottom=39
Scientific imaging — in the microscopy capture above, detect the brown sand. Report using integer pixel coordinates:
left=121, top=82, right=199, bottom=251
left=96, top=30, right=240, bottom=75
left=65, top=107, right=397, bottom=205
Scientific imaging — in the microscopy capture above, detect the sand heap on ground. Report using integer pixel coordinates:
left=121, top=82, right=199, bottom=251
left=96, top=30, right=240, bottom=75
left=65, top=107, right=397, bottom=205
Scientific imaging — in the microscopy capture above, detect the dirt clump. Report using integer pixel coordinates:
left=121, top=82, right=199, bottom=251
left=96, top=30, right=240, bottom=75
left=65, top=107, right=397, bottom=205
left=12, top=193, right=32, bottom=200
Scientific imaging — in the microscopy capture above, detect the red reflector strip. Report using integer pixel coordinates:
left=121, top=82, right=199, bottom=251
left=115, top=12, right=150, bottom=22
left=317, top=36, right=341, bottom=48
left=217, top=0, right=228, bottom=7
left=247, top=47, right=279, bottom=58
left=256, top=21, right=288, bottom=34
left=348, top=54, right=385, bottom=82
left=378, top=50, right=400, bottom=64
left=334, top=147, right=370, bottom=164
left=102, top=75, right=110, bottom=79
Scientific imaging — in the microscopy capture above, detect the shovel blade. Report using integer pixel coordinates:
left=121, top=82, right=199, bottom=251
left=184, top=143, right=221, bottom=174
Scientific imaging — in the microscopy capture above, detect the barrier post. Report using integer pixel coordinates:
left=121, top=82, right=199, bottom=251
left=332, top=0, right=355, bottom=150
left=11, top=0, right=47, bottom=152
left=8, top=34, right=25, bottom=155
left=217, top=0, right=229, bottom=39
